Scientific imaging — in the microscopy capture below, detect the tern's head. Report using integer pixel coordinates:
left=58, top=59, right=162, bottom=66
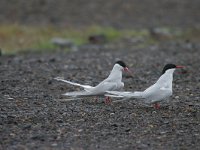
left=114, top=61, right=132, bottom=75
left=162, top=64, right=184, bottom=74
left=115, top=61, right=127, bottom=70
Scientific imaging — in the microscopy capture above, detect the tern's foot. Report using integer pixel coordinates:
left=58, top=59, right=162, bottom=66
left=104, top=97, right=112, bottom=104
left=153, top=103, right=161, bottom=109
left=94, top=97, right=98, bottom=103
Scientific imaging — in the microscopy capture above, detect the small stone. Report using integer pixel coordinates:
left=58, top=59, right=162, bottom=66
left=136, top=140, right=141, bottom=144
left=110, top=113, right=115, bottom=116
left=175, top=96, right=179, bottom=99
left=78, top=129, right=83, bottom=132
left=149, top=124, right=154, bottom=128
left=125, top=128, right=131, bottom=132
left=48, top=80, right=52, bottom=85
left=160, top=131, right=167, bottom=134
left=10, top=133, right=15, bottom=137
left=111, top=124, right=118, bottom=127
left=51, top=143, right=58, bottom=146
left=23, top=124, right=32, bottom=130
left=51, top=37, right=75, bottom=48
left=150, top=27, right=172, bottom=40
left=49, top=58, right=56, bottom=62
left=56, top=119, right=63, bottom=123
left=88, top=34, right=107, bottom=44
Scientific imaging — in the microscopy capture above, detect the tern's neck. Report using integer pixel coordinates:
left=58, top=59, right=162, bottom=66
left=108, top=65, right=123, bottom=81
left=156, top=69, right=175, bottom=86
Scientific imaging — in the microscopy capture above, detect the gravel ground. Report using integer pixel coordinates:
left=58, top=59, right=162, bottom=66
left=0, top=40, right=200, bottom=149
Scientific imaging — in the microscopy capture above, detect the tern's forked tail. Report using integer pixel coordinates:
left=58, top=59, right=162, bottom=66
left=105, top=91, right=143, bottom=98
left=54, top=77, right=94, bottom=91
left=63, top=91, right=92, bottom=97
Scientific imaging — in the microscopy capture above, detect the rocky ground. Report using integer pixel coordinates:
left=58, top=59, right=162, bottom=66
left=0, top=40, right=200, bottom=149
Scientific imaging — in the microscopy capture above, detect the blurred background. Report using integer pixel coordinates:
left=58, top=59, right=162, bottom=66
left=0, top=0, right=200, bottom=53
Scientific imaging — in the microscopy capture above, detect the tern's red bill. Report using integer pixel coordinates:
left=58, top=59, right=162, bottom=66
left=176, top=66, right=184, bottom=68
left=124, top=67, right=133, bottom=77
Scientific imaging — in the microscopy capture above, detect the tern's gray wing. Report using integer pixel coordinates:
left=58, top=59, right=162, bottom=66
left=141, top=84, right=172, bottom=103
left=91, top=80, right=123, bottom=95
left=62, top=81, right=121, bottom=97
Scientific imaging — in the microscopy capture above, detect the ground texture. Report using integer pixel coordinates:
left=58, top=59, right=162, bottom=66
left=0, top=40, right=200, bottom=149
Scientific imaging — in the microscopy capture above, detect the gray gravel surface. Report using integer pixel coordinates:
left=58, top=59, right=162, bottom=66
left=0, top=40, right=200, bottom=149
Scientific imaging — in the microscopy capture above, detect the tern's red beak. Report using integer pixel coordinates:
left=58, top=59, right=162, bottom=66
left=124, top=67, right=133, bottom=76
left=176, top=65, right=184, bottom=68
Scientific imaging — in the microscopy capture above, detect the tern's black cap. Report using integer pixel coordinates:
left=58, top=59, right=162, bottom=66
left=115, top=61, right=127, bottom=68
left=162, top=64, right=176, bottom=74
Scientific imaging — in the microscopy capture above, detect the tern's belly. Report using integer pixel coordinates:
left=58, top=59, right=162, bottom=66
left=113, top=82, right=124, bottom=90
left=147, top=90, right=172, bottom=103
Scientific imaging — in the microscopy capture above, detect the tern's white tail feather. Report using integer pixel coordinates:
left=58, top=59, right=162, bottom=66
left=132, top=91, right=143, bottom=98
left=57, top=98, right=83, bottom=102
left=104, top=94, right=124, bottom=98
left=54, top=77, right=93, bottom=91
left=106, top=91, right=144, bottom=99
left=63, top=91, right=92, bottom=97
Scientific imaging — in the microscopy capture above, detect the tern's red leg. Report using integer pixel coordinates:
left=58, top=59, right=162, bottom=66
left=94, top=97, right=98, bottom=103
left=104, top=97, right=109, bottom=104
left=154, top=103, right=160, bottom=109
left=104, top=97, right=112, bottom=104
left=104, top=97, right=108, bottom=104
left=108, top=97, right=112, bottom=104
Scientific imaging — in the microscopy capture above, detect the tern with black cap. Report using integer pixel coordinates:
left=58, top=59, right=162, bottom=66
left=54, top=61, right=132, bottom=103
left=106, top=64, right=184, bottom=108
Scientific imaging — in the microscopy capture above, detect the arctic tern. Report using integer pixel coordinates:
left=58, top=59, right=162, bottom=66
left=54, top=61, right=132, bottom=103
left=106, top=64, right=184, bottom=108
